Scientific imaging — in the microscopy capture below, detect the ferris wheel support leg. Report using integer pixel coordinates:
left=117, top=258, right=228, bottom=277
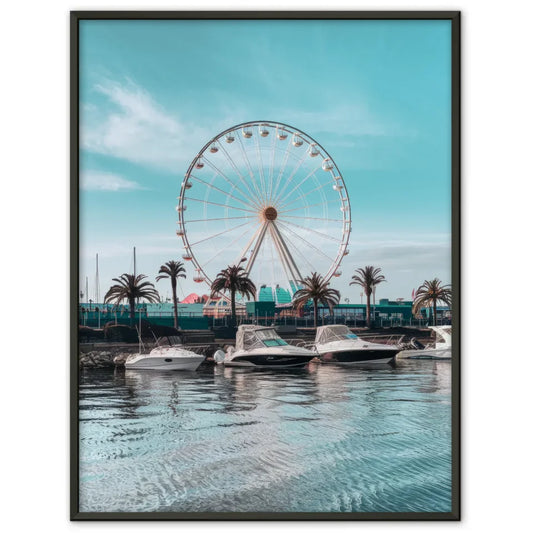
left=269, top=222, right=303, bottom=291
left=243, top=222, right=269, bottom=276
left=233, top=223, right=263, bottom=268
left=267, top=225, right=299, bottom=298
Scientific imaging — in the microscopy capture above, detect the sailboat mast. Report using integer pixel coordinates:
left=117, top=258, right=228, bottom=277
left=95, top=253, right=100, bottom=304
left=95, top=253, right=100, bottom=328
left=133, top=246, right=141, bottom=350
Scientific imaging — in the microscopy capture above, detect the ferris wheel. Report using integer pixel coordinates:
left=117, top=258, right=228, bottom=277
left=176, top=121, right=351, bottom=301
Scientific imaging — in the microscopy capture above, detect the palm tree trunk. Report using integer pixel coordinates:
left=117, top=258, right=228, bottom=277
left=231, top=289, right=236, bottom=326
left=313, top=298, right=318, bottom=328
left=129, top=295, right=135, bottom=328
left=366, top=292, right=371, bottom=328
left=171, top=278, right=178, bottom=330
left=433, top=299, right=437, bottom=326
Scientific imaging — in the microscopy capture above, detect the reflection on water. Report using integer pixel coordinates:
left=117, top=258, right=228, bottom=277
left=79, top=361, right=452, bottom=513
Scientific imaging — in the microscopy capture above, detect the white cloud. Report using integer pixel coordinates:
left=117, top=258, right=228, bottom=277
left=80, top=170, right=144, bottom=191
left=81, top=79, right=212, bottom=172
left=80, top=78, right=409, bottom=175
left=80, top=227, right=452, bottom=302
left=282, top=106, right=391, bottom=138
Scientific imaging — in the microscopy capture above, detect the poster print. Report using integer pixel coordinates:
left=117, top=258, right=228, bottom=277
left=71, top=11, right=460, bottom=520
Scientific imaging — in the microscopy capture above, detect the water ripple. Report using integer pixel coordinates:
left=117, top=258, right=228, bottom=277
left=79, top=361, right=452, bottom=513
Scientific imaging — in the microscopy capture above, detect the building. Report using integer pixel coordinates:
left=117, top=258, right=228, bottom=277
left=79, top=296, right=450, bottom=330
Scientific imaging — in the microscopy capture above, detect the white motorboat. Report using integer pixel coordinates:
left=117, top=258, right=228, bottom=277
left=397, top=326, right=452, bottom=360
left=124, top=335, right=205, bottom=370
left=214, top=325, right=316, bottom=368
left=314, top=325, right=399, bottom=364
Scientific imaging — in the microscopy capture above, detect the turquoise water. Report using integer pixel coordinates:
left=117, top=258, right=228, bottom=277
left=79, top=361, right=452, bottom=513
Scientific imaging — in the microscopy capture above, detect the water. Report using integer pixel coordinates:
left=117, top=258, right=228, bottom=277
left=79, top=361, right=452, bottom=513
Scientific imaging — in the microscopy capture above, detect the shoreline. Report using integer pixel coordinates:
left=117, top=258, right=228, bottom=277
left=78, top=326, right=432, bottom=369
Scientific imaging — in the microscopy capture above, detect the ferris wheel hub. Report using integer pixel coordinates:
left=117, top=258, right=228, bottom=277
left=262, top=206, right=278, bottom=221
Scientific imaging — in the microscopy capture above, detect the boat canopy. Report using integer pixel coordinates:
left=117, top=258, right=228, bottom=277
left=315, top=325, right=358, bottom=344
left=235, top=325, right=288, bottom=351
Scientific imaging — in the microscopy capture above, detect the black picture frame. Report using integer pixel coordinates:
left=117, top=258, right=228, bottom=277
left=70, top=10, right=460, bottom=521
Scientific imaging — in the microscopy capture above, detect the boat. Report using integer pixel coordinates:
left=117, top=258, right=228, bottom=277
left=214, top=325, right=316, bottom=368
left=124, top=335, right=205, bottom=370
left=397, top=326, right=452, bottom=360
left=313, top=325, right=399, bottom=364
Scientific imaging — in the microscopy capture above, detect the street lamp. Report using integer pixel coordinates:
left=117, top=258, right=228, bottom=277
left=372, top=283, right=376, bottom=327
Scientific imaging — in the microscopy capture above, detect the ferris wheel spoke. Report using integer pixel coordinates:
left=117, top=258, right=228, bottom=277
left=272, top=162, right=320, bottom=207
left=202, top=155, right=260, bottom=209
left=189, top=173, right=260, bottom=211
left=185, top=196, right=258, bottom=214
left=253, top=126, right=268, bottom=204
left=266, top=128, right=278, bottom=204
left=278, top=179, right=333, bottom=212
left=215, top=141, right=263, bottom=208
left=277, top=221, right=337, bottom=265
left=184, top=215, right=254, bottom=223
left=282, top=215, right=344, bottom=223
left=271, top=148, right=311, bottom=205
left=281, top=219, right=342, bottom=243
left=236, top=132, right=265, bottom=204
left=278, top=179, right=315, bottom=222
left=202, top=156, right=261, bottom=210
left=276, top=165, right=326, bottom=210
left=202, top=223, right=260, bottom=267
left=269, top=139, right=293, bottom=204
left=278, top=199, right=342, bottom=215
left=188, top=221, right=252, bottom=247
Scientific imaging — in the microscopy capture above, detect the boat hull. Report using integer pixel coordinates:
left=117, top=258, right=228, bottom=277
left=319, top=349, right=397, bottom=364
left=125, top=355, right=204, bottom=370
left=397, top=347, right=451, bottom=360
left=224, top=354, right=315, bottom=368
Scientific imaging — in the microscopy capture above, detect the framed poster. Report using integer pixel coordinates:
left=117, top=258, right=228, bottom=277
left=71, top=11, right=460, bottom=520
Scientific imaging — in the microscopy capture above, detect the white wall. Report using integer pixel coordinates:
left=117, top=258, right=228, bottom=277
left=2, top=1, right=532, bottom=531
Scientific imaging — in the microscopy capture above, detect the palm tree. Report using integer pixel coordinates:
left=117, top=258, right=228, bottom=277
left=104, top=273, right=160, bottom=327
left=210, top=265, right=256, bottom=325
left=292, top=273, right=340, bottom=328
left=412, top=278, right=452, bottom=326
left=156, top=260, right=186, bottom=330
left=350, top=266, right=386, bottom=328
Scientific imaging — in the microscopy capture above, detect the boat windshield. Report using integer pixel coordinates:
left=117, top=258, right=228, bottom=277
left=156, top=336, right=183, bottom=346
left=256, top=329, right=288, bottom=347
left=236, top=326, right=288, bottom=350
left=316, top=325, right=358, bottom=344
left=432, top=327, right=452, bottom=346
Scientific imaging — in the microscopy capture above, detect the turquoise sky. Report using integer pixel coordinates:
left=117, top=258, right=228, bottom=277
left=79, top=19, right=451, bottom=303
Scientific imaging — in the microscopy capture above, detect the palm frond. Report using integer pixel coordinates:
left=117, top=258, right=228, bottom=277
left=210, top=265, right=257, bottom=300
left=292, top=272, right=340, bottom=310
left=156, top=260, right=187, bottom=282
left=349, top=266, right=386, bottom=295
left=412, top=278, right=452, bottom=315
left=104, top=273, right=160, bottom=307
